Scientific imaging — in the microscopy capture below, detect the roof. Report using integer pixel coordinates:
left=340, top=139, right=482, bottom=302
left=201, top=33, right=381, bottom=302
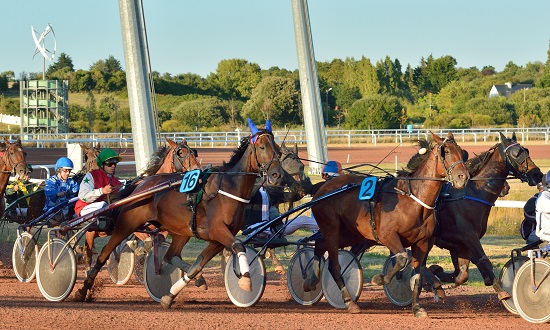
left=489, top=83, right=533, bottom=98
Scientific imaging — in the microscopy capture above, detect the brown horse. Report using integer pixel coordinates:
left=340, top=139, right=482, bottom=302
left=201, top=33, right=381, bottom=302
left=81, top=138, right=201, bottom=271
left=0, top=138, right=31, bottom=218
left=74, top=125, right=284, bottom=305
left=310, top=132, right=469, bottom=317
left=428, top=132, right=542, bottom=300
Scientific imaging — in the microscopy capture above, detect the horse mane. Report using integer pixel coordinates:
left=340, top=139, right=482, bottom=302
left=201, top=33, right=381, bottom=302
left=142, top=145, right=170, bottom=176
left=464, top=144, right=499, bottom=177
left=210, top=134, right=253, bottom=172
left=398, top=139, right=433, bottom=175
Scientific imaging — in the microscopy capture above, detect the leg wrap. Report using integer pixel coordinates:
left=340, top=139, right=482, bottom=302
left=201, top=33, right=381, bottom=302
left=238, top=252, right=250, bottom=275
left=170, top=274, right=191, bottom=296
left=187, top=255, right=204, bottom=278
left=231, top=241, right=246, bottom=255
left=169, top=256, right=191, bottom=272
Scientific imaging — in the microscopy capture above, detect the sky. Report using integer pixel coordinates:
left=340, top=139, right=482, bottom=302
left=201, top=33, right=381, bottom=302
left=2, top=0, right=550, bottom=79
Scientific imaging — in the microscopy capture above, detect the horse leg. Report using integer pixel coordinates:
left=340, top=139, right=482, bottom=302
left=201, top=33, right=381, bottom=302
left=303, top=237, right=324, bottom=293
left=74, top=215, right=146, bottom=302
left=471, top=252, right=511, bottom=300
left=163, top=234, right=208, bottom=290
left=84, top=231, right=98, bottom=272
left=267, top=247, right=285, bottom=274
left=161, top=241, right=225, bottom=309
left=409, top=244, right=429, bottom=318
left=325, top=240, right=361, bottom=314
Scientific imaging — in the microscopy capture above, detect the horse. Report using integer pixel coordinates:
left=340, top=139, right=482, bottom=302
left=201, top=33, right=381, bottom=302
left=427, top=132, right=543, bottom=301
left=0, top=138, right=31, bottom=218
left=74, top=121, right=284, bottom=306
left=81, top=138, right=201, bottom=272
left=310, top=131, right=469, bottom=317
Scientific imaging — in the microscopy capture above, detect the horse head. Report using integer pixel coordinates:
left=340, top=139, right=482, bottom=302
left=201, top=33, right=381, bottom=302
left=80, top=144, right=101, bottom=172
left=166, top=137, right=201, bottom=172
left=498, top=132, right=543, bottom=186
left=247, top=118, right=283, bottom=186
left=430, top=131, right=469, bottom=189
left=280, top=141, right=312, bottom=199
left=0, top=138, right=30, bottom=180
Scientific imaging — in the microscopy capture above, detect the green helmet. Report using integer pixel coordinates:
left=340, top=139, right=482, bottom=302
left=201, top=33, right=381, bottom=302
left=97, top=148, right=121, bottom=167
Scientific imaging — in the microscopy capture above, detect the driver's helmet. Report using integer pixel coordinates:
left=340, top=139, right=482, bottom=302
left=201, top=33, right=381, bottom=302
left=96, top=148, right=121, bottom=167
left=322, top=161, right=342, bottom=179
left=55, top=157, right=74, bottom=171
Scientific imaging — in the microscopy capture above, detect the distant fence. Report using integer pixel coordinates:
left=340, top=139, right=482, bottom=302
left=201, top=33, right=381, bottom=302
left=3, top=127, right=550, bottom=148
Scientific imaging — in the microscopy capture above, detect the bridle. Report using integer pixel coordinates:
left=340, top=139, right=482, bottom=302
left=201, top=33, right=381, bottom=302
left=249, top=132, right=280, bottom=177
left=498, top=141, right=534, bottom=182
left=436, top=138, right=467, bottom=186
left=0, top=142, right=28, bottom=176
left=172, top=143, right=198, bottom=172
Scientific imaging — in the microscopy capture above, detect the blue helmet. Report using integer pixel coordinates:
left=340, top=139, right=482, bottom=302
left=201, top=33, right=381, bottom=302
left=322, top=161, right=342, bottom=177
left=55, top=157, right=74, bottom=171
left=543, top=170, right=550, bottom=187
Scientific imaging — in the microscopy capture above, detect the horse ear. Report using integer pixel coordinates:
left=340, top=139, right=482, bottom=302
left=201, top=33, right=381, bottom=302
left=511, top=132, right=517, bottom=142
left=447, top=131, right=454, bottom=140
left=462, top=150, right=469, bottom=162
left=293, top=143, right=298, bottom=155
left=16, top=137, right=21, bottom=145
left=265, top=119, right=272, bottom=133
left=499, top=132, right=506, bottom=142
left=80, top=144, right=87, bottom=151
left=181, top=137, right=187, bottom=145
left=3, top=137, right=9, bottom=145
left=247, top=118, right=259, bottom=136
left=96, top=142, right=101, bottom=149
left=166, top=138, right=177, bottom=147
left=429, top=131, right=442, bottom=143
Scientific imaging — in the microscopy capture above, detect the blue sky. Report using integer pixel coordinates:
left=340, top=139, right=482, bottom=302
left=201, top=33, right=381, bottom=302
left=2, top=0, right=550, bottom=79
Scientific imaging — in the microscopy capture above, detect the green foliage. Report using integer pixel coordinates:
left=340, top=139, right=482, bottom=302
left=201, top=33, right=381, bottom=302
left=46, top=53, right=74, bottom=77
left=171, top=97, right=228, bottom=130
left=207, top=59, right=261, bottom=100
left=346, top=95, right=402, bottom=129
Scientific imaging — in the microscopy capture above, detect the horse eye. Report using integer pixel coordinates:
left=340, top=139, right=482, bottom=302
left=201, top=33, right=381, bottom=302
left=511, top=148, right=520, bottom=158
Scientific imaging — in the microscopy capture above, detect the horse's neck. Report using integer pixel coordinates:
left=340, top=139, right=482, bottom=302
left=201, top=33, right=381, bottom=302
left=222, top=148, right=258, bottom=199
left=0, top=172, right=11, bottom=198
left=407, top=154, right=444, bottom=205
left=468, top=151, right=507, bottom=199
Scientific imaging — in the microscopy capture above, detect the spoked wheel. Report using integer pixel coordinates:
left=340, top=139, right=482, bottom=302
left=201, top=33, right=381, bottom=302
left=512, top=258, right=550, bottom=323
left=133, top=253, right=145, bottom=284
left=143, top=241, right=182, bottom=302
left=12, top=232, right=39, bottom=283
left=321, top=249, right=363, bottom=309
left=107, top=240, right=135, bottom=285
left=499, top=255, right=529, bottom=315
left=287, top=247, right=323, bottom=305
left=383, top=250, right=414, bottom=307
left=36, top=238, right=77, bottom=302
left=224, top=246, right=266, bottom=307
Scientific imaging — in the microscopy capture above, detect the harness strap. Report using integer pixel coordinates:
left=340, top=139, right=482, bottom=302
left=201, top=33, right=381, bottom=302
left=394, top=187, right=435, bottom=210
left=218, top=190, right=251, bottom=203
left=368, top=200, right=381, bottom=243
left=463, top=195, right=495, bottom=206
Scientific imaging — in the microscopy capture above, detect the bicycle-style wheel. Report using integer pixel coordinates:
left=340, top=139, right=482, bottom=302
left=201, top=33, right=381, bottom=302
left=287, top=247, right=323, bottom=305
left=512, top=258, right=550, bottom=323
left=36, top=238, right=77, bottom=302
left=143, top=241, right=182, bottom=302
left=383, top=251, right=414, bottom=307
left=321, top=249, right=363, bottom=309
left=107, top=241, right=135, bottom=285
left=224, top=247, right=266, bottom=307
left=499, top=255, right=529, bottom=315
left=12, top=232, right=39, bottom=283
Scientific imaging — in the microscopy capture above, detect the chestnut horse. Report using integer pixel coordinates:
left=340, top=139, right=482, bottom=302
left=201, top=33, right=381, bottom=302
left=0, top=138, right=31, bottom=218
left=74, top=124, right=284, bottom=305
left=81, top=138, right=201, bottom=271
left=428, top=132, right=542, bottom=300
left=310, top=132, right=469, bottom=317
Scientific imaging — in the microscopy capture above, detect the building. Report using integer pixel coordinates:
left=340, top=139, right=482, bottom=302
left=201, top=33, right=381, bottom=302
left=489, top=82, right=532, bottom=98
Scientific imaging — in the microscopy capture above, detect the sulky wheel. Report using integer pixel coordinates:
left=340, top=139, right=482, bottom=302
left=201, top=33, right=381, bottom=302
left=133, top=253, right=145, bottom=284
left=36, top=238, right=77, bottom=302
left=499, top=255, right=529, bottom=315
left=12, top=232, right=39, bottom=283
left=512, top=258, right=550, bottom=323
left=224, top=246, right=266, bottom=307
left=321, top=249, right=363, bottom=309
left=143, top=241, right=182, bottom=302
left=107, top=240, right=135, bottom=285
left=287, top=247, right=323, bottom=305
left=383, top=250, right=414, bottom=307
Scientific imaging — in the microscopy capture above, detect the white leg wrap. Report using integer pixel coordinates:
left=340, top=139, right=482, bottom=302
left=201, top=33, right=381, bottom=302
left=170, top=273, right=191, bottom=295
left=237, top=252, right=250, bottom=274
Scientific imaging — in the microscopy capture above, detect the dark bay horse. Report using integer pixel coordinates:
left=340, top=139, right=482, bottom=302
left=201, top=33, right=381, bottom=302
left=74, top=124, right=284, bottom=305
left=311, top=132, right=469, bottom=317
left=0, top=138, right=31, bottom=218
left=428, top=132, right=542, bottom=300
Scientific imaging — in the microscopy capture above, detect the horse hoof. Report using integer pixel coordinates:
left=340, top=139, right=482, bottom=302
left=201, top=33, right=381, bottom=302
left=434, top=287, right=446, bottom=302
left=498, top=291, right=511, bottom=301
left=346, top=301, right=361, bottom=314
left=160, top=295, right=174, bottom=309
left=195, top=277, right=208, bottom=290
left=74, top=289, right=86, bottom=302
left=238, top=276, right=252, bottom=292
left=275, top=265, right=285, bottom=274
left=371, top=274, right=385, bottom=286
left=428, top=264, right=444, bottom=276
left=413, top=307, right=428, bottom=318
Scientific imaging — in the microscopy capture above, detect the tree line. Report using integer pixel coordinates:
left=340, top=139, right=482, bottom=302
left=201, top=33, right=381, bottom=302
left=2, top=45, right=550, bottom=133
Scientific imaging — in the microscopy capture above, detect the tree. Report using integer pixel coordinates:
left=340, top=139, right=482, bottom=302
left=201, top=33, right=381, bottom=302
left=346, top=95, right=402, bottom=129
left=241, top=76, right=300, bottom=126
left=207, top=59, right=261, bottom=100
left=46, top=53, right=74, bottom=76
left=171, top=97, right=228, bottom=130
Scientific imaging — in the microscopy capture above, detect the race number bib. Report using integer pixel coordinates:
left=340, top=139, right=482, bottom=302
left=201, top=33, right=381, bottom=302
left=358, top=176, right=376, bottom=201
left=179, top=170, right=201, bottom=193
